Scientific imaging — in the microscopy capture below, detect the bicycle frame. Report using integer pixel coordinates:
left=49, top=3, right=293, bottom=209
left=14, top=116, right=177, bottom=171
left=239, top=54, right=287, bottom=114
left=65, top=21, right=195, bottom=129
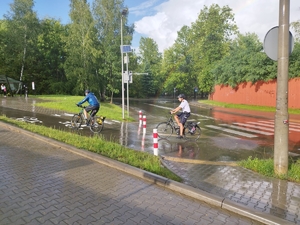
left=166, top=115, right=177, bottom=128
left=71, top=104, right=104, bottom=134
left=156, top=113, right=201, bottom=140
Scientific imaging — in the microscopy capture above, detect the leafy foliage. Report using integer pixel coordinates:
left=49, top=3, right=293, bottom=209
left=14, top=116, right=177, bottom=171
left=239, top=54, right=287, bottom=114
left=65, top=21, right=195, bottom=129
left=0, top=2, right=299, bottom=98
left=3, top=0, right=40, bottom=92
left=213, top=33, right=277, bottom=88
left=92, top=0, right=134, bottom=101
left=64, top=0, right=98, bottom=95
left=136, top=37, right=162, bottom=97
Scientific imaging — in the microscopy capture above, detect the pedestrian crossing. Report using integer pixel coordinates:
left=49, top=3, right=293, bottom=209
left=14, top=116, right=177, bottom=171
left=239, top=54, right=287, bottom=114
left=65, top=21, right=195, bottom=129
left=205, top=125, right=258, bottom=138
left=205, top=120, right=300, bottom=138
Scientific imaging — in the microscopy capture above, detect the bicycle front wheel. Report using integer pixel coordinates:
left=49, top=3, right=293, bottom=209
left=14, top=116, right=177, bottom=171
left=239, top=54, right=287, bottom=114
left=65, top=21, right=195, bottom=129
left=71, top=114, right=83, bottom=129
left=184, top=126, right=201, bottom=140
left=90, top=116, right=104, bottom=133
left=156, top=122, right=173, bottom=139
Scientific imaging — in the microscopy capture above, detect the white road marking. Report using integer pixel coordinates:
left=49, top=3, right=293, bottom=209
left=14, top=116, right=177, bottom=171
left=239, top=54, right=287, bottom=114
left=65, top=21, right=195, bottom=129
left=258, top=120, right=300, bottom=129
left=233, top=122, right=275, bottom=132
left=205, top=125, right=257, bottom=138
left=247, top=121, right=300, bottom=132
left=219, top=124, right=274, bottom=135
left=64, top=113, right=74, bottom=116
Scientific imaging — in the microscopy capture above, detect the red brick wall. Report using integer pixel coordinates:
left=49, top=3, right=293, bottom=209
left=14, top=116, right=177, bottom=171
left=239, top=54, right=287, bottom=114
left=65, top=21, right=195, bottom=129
left=209, top=78, right=300, bottom=109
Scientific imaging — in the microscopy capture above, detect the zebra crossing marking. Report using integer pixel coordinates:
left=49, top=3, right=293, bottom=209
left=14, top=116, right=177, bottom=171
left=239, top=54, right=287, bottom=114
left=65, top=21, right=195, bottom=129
left=248, top=121, right=300, bottom=132
left=219, top=124, right=274, bottom=135
left=233, top=122, right=274, bottom=132
left=205, top=125, right=257, bottom=138
left=257, top=120, right=300, bottom=130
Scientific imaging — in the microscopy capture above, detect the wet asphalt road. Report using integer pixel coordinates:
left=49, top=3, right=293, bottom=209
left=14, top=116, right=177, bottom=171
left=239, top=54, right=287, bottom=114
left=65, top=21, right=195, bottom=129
left=1, top=96, right=300, bottom=163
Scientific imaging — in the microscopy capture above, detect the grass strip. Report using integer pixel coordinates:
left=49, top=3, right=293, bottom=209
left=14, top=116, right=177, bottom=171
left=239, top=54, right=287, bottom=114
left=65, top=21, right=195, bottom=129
left=35, top=95, right=134, bottom=121
left=0, top=115, right=181, bottom=182
left=200, top=100, right=300, bottom=115
left=238, top=156, right=300, bottom=183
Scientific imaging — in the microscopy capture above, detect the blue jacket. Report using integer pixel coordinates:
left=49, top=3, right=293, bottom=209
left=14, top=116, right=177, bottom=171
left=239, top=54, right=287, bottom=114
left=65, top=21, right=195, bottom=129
left=77, top=92, right=100, bottom=107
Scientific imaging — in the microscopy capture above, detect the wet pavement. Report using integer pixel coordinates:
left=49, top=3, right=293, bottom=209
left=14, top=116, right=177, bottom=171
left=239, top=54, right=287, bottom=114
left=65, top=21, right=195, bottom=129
left=0, top=122, right=265, bottom=225
left=1, top=96, right=300, bottom=224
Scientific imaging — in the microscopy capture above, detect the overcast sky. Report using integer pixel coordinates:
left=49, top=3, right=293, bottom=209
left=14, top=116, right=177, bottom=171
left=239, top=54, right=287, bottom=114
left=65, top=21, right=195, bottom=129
left=0, top=0, right=299, bottom=53
left=130, top=0, right=300, bottom=52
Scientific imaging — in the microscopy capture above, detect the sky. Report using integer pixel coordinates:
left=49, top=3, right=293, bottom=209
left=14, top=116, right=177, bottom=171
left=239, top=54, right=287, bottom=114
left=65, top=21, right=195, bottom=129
left=0, top=0, right=299, bottom=53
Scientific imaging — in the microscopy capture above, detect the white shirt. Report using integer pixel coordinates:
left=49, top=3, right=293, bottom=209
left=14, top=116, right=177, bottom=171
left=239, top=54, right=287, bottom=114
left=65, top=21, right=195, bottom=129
left=179, top=100, right=190, bottom=113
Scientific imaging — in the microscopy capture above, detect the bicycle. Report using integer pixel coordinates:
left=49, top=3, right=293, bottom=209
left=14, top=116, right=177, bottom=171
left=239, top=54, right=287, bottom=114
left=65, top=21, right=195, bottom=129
left=71, top=105, right=105, bottom=133
left=156, top=113, right=201, bottom=140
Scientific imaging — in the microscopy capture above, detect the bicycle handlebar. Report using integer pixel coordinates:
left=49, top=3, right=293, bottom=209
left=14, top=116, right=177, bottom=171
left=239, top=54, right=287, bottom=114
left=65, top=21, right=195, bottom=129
left=76, top=104, right=86, bottom=108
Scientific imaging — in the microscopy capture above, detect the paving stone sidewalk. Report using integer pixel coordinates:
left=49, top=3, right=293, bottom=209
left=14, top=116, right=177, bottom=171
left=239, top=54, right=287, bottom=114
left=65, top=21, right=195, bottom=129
left=0, top=124, right=263, bottom=225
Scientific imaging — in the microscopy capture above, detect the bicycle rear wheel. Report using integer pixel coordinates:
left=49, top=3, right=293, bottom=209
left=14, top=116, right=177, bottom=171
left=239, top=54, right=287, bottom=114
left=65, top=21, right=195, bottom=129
left=71, top=114, right=83, bottom=129
left=89, top=116, right=104, bottom=133
left=156, top=122, right=173, bottom=139
left=184, top=126, right=201, bottom=140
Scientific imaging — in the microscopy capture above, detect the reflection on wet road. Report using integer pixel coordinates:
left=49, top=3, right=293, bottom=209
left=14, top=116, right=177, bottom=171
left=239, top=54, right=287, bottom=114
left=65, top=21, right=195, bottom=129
left=1, top=97, right=300, bottom=162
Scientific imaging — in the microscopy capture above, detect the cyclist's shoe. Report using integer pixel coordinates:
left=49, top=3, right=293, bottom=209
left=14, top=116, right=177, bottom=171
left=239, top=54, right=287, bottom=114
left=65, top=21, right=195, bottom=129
left=176, top=135, right=183, bottom=139
left=92, top=123, right=98, bottom=128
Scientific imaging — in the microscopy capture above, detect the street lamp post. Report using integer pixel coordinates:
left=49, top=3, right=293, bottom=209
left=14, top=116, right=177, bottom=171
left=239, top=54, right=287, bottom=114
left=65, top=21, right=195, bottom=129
left=126, top=52, right=129, bottom=117
left=120, top=8, right=128, bottom=120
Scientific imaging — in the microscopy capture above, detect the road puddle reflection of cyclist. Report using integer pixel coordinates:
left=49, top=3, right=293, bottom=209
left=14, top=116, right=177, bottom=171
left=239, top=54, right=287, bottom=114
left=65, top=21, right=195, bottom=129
left=177, top=142, right=198, bottom=159
left=158, top=138, right=200, bottom=159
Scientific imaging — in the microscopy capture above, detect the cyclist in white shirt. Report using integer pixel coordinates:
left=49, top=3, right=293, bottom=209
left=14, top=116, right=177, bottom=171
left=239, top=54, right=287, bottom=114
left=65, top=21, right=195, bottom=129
left=170, top=94, right=191, bottom=139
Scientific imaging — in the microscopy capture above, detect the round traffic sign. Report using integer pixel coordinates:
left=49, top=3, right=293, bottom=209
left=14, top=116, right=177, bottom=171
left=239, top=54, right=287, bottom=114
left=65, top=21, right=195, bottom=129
left=263, top=26, right=294, bottom=61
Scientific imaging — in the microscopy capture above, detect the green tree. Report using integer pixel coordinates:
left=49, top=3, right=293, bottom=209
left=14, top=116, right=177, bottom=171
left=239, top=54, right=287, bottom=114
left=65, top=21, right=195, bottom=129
left=0, top=20, right=8, bottom=75
left=36, top=19, right=68, bottom=94
left=92, top=0, right=133, bottom=102
left=136, top=37, right=162, bottom=97
left=289, top=42, right=300, bottom=78
left=3, top=0, right=39, bottom=91
left=161, top=26, right=195, bottom=97
left=291, top=20, right=300, bottom=43
left=65, top=0, right=98, bottom=95
left=189, top=4, right=238, bottom=93
left=213, top=33, right=276, bottom=87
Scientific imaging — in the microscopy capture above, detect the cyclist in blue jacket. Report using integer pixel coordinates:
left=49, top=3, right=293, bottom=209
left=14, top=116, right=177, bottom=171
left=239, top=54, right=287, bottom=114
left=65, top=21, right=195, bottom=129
left=77, top=90, right=100, bottom=124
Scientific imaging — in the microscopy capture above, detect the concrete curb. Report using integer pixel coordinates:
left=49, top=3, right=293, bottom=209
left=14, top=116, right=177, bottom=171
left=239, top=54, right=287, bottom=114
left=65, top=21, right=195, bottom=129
left=0, top=121, right=293, bottom=225
left=161, top=155, right=238, bottom=166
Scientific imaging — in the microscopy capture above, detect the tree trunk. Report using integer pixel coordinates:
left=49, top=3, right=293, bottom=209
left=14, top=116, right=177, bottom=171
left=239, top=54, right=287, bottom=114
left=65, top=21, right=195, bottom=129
left=17, top=33, right=27, bottom=94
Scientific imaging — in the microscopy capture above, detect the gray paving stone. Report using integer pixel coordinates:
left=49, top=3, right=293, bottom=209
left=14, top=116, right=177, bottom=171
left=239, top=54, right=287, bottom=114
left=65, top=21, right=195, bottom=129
left=0, top=124, right=264, bottom=225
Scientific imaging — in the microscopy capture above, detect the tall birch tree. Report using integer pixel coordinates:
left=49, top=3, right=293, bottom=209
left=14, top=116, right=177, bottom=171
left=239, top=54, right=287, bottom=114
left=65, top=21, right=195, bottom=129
left=65, top=0, right=98, bottom=95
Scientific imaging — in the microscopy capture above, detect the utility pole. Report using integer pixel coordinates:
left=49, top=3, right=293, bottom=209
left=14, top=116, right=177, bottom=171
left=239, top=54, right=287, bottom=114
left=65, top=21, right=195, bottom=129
left=274, top=0, right=290, bottom=176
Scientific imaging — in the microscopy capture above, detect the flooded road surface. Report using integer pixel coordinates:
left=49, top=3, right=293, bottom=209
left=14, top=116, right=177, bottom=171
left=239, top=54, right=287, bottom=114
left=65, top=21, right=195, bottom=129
left=1, top=96, right=300, bottom=162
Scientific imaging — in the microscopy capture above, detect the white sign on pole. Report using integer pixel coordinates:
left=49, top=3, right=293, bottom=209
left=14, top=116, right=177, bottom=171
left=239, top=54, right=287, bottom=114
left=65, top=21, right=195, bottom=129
left=124, top=55, right=129, bottom=64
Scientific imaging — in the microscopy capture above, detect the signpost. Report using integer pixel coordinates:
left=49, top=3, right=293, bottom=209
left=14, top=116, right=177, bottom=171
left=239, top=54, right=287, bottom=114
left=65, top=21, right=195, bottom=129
left=263, top=0, right=291, bottom=176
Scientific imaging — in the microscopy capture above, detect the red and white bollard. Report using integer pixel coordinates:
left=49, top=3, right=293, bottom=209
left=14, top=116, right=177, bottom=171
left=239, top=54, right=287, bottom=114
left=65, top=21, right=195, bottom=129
left=139, top=110, right=143, bottom=126
left=143, top=115, right=146, bottom=134
left=141, top=133, right=145, bottom=151
left=153, top=128, right=158, bottom=156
